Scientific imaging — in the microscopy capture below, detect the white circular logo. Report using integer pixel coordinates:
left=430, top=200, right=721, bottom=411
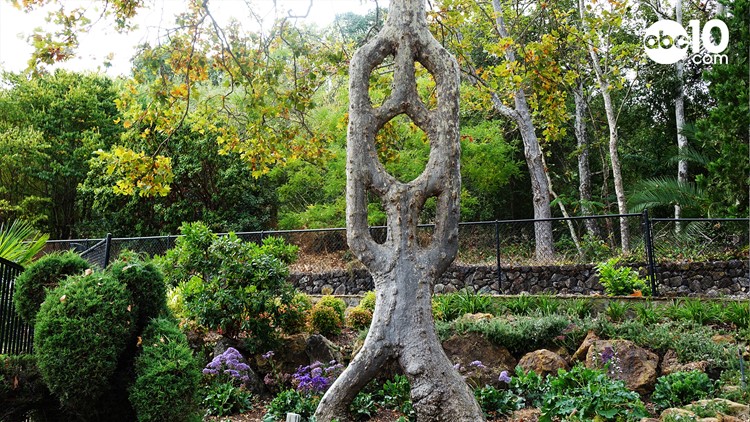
left=643, top=20, right=689, bottom=64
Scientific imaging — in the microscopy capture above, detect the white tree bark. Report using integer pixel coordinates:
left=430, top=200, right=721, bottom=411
left=574, top=82, right=599, bottom=237
left=675, top=0, right=687, bottom=228
left=315, top=0, right=484, bottom=420
left=578, top=0, right=630, bottom=252
left=490, top=0, right=554, bottom=261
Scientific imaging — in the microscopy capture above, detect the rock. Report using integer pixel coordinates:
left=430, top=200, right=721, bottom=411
left=508, top=408, right=541, bottom=421
left=212, top=335, right=239, bottom=358
left=333, top=284, right=347, bottom=295
left=661, top=349, right=709, bottom=376
left=518, top=349, right=568, bottom=378
left=688, top=399, right=750, bottom=420
left=659, top=408, right=697, bottom=421
left=263, top=333, right=309, bottom=374
left=585, top=339, right=658, bottom=394
left=572, top=330, right=599, bottom=362
left=442, top=332, right=517, bottom=387
left=711, top=334, right=735, bottom=344
left=306, top=334, right=343, bottom=365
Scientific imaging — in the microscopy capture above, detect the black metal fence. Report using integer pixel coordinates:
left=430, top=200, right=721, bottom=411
left=0, top=257, right=32, bottom=354
left=40, top=212, right=749, bottom=294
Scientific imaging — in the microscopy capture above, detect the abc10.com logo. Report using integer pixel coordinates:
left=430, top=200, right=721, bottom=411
left=643, top=19, right=729, bottom=65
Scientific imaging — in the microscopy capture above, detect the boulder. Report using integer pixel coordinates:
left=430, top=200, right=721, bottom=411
left=442, top=332, right=517, bottom=387
left=518, top=349, right=568, bottom=378
left=687, top=399, right=750, bottom=420
left=458, top=313, right=494, bottom=323
left=660, top=349, right=709, bottom=376
left=585, top=339, right=658, bottom=394
left=572, top=330, right=599, bottom=362
left=306, top=334, right=343, bottom=365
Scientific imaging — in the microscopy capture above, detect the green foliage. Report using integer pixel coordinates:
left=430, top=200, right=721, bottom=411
left=316, top=295, right=347, bottom=321
left=13, top=251, right=90, bottom=325
left=473, top=385, right=522, bottom=417
left=309, top=302, right=344, bottom=337
left=346, top=307, right=373, bottom=331
left=129, top=318, right=201, bottom=422
left=432, top=290, right=496, bottom=321
left=163, top=222, right=299, bottom=352
left=0, top=354, right=55, bottom=421
left=33, top=271, right=134, bottom=415
left=350, top=391, right=377, bottom=421
left=446, top=314, right=570, bottom=356
left=378, top=375, right=414, bottom=418
left=507, top=366, right=549, bottom=409
left=359, top=290, right=377, bottom=312
left=605, top=301, right=630, bottom=323
left=540, top=364, right=648, bottom=422
left=263, top=389, right=320, bottom=422
left=563, top=298, right=594, bottom=319
left=651, top=371, right=717, bottom=411
left=632, top=301, right=663, bottom=325
left=109, top=251, right=167, bottom=330
left=277, top=292, right=313, bottom=335
left=722, top=301, right=750, bottom=329
left=503, top=295, right=535, bottom=315
left=202, top=382, right=253, bottom=417
left=0, top=70, right=123, bottom=238
left=0, top=219, right=48, bottom=266
left=595, top=258, right=651, bottom=296
left=667, top=299, right=723, bottom=326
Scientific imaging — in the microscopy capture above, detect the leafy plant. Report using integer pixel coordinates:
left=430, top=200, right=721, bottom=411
left=563, top=297, right=594, bottom=318
left=540, top=364, right=648, bottom=422
left=109, top=251, right=167, bottom=330
left=130, top=318, right=201, bottom=422
left=507, top=366, right=550, bottom=409
left=350, top=391, right=377, bottom=420
left=722, top=301, right=750, bottom=329
left=13, top=251, right=89, bottom=325
left=633, top=301, right=663, bottom=325
left=263, top=389, right=320, bottom=422
left=667, top=299, right=722, bottom=326
left=378, top=374, right=414, bottom=417
left=0, top=354, right=56, bottom=421
left=0, top=219, right=48, bottom=266
left=474, top=385, right=522, bottom=417
left=309, top=302, right=344, bottom=336
left=359, top=290, right=377, bottom=312
left=202, top=382, right=253, bottom=417
left=595, top=258, right=651, bottom=296
left=316, top=295, right=347, bottom=321
left=503, top=295, right=535, bottom=315
left=605, top=300, right=630, bottom=323
left=651, top=371, right=717, bottom=411
left=347, top=307, right=373, bottom=331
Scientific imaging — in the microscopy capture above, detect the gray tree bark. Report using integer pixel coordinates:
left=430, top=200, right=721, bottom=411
left=490, top=0, right=554, bottom=261
left=578, top=0, right=630, bottom=252
left=315, top=0, right=485, bottom=420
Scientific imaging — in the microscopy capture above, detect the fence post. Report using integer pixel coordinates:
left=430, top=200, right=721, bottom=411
left=103, top=233, right=113, bottom=268
left=495, top=220, right=502, bottom=291
left=641, top=209, right=658, bottom=296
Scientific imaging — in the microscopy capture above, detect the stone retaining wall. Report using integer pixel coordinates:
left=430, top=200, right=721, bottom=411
left=289, top=260, right=749, bottom=297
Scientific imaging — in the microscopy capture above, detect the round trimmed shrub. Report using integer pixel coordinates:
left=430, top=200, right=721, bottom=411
left=309, top=303, right=343, bottom=336
left=347, top=307, right=373, bottom=331
left=109, top=251, right=167, bottom=330
left=129, top=317, right=201, bottom=422
left=13, top=251, right=90, bottom=325
left=359, top=290, right=376, bottom=312
left=651, top=370, right=717, bottom=411
left=33, top=271, right=134, bottom=415
left=316, top=295, right=346, bottom=320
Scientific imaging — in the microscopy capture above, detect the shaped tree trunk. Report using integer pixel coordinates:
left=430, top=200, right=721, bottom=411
left=315, top=0, right=485, bottom=420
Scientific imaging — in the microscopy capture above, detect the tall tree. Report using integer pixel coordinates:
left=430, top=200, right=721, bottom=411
left=316, top=0, right=484, bottom=419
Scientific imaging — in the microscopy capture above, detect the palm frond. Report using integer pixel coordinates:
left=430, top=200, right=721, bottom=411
left=627, top=177, right=706, bottom=213
left=0, top=219, right=49, bottom=266
left=667, top=145, right=710, bottom=166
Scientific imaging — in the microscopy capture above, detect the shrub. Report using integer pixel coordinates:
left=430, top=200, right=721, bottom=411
left=350, top=391, right=377, bottom=420
left=109, top=251, right=167, bottom=330
left=667, top=299, right=723, bottom=325
left=13, top=251, right=89, bottom=325
left=277, top=292, right=312, bottom=334
left=316, top=295, right=347, bottom=321
left=540, top=364, right=648, bottom=422
left=378, top=374, right=414, bottom=417
left=309, top=303, right=343, bottom=336
left=651, top=371, right=717, bottom=411
left=359, top=290, right=377, bottom=312
left=129, top=318, right=201, bottom=422
left=201, top=347, right=255, bottom=416
left=347, top=307, right=373, bottom=331
left=263, top=389, right=320, bottom=421
left=722, top=300, right=750, bottom=329
left=432, top=290, right=495, bottom=321
left=474, top=385, right=522, bottom=417
left=164, top=223, right=300, bottom=352
left=447, top=314, right=570, bottom=356
left=595, top=258, right=651, bottom=296
left=0, top=354, right=57, bottom=421
left=34, top=271, right=134, bottom=415
left=254, top=236, right=299, bottom=265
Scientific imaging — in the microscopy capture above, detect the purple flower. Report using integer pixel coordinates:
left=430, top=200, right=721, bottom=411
left=469, top=360, right=486, bottom=369
left=601, top=346, right=615, bottom=364
left=498, top=370, right=511, bottom=383
left=453, top=363, right=461, bottom=371
left=263, top=350, right=275, bottom=360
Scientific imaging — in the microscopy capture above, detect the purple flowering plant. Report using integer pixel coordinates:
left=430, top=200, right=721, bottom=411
left=202, top=347, right=252, bottom=386
left=453, top=360, right=489, bottom=389
left=293, top=360, right=344, bottom=395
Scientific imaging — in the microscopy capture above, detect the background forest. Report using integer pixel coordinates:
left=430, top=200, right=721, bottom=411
left=0, top=0, right=747, bottom=241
